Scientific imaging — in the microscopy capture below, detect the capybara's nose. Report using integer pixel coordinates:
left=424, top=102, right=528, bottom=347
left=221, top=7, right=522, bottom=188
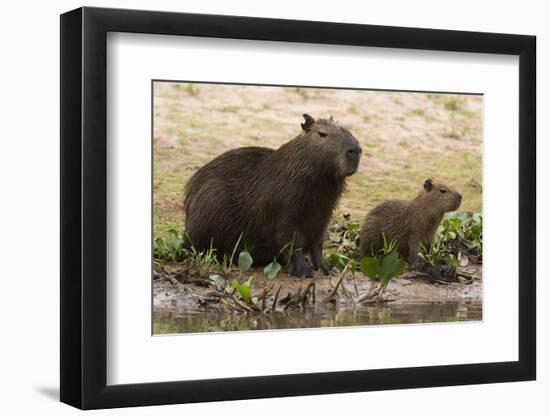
left=347, top=145, right=362, bottom=157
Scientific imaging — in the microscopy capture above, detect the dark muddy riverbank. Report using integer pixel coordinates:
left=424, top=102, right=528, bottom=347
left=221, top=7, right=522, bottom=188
left=153, top=264, right=482, bottom=334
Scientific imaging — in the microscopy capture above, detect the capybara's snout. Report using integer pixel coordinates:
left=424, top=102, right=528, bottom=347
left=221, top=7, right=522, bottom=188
left=344, top=141, right=362, bottom=176
left=453, top=192, right=463, bottom=210
left=346, top=143, right=362, bottom=157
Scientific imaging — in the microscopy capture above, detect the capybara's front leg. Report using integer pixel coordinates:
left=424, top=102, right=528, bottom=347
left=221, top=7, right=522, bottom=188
left=311, top=243, right=330, bottom=275
left=288, top=249, right=314, bottom=278
left=407, top=238, right=421, bottom=268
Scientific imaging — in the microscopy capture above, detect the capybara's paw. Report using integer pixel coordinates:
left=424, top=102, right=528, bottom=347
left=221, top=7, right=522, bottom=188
left=406, top=261, right=422, bottom=272
left=289, top=260, right=314, bottom=278
left=312, top=257, right=320, bottom=271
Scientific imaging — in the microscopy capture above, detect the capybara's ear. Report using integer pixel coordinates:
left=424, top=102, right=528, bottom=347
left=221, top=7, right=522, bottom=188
left=301, top=114, right=315, bottom=131
left=329, top=115, right=334, bottom=122
left=424, top=178, right=433, bottom=192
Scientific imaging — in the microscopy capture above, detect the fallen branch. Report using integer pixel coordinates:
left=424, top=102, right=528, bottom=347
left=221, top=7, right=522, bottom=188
left=257, top=282, right=275, bottom=311
left=356, top=280, right=390, bottom=303
left=300, top=282, right=315, bottom=309
left=356, top=289, right=374, bottom=303
left=353, top=272, right=359, bottom=298
left=322, top=273, right=345, bottom=303
left=271, top=285, right=282, bottom=312
left=284, top=287, right=302, bottom=311
left=340, top=280, right=351, bottom=299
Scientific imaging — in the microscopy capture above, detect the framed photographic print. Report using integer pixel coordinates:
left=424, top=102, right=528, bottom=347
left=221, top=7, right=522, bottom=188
left=60, top=6, right=536, bottom=410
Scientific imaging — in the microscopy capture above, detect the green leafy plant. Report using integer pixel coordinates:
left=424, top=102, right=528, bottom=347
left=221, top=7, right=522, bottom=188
left=220, top=233, right=244, bottom=277
left=208, top=274, right=226, bottom=291
left=187, top=238, right=218, bottom=277
left=463, top=213, right=482, bottom=255
left=361, top=251, right=407, bottom=285
left=358, top=234, right=407, bottom=301
left=232, top=276, right=254, bottom=303
left=231, top=249, right=254, bottom=298
left=420, top=212, right=483, bottom=268
left=419, top=238, right=446, bottom=266
left=327, top=220, right=361, bottom=260
left=264, top=260, right=282, bottom=280
left=153, top=229, right=186, bottom=262
left=279, top=236, right=297, bottom=270
left=325, top=252, right=356, bottom=273
left=238, top=251, right=253, bottom=272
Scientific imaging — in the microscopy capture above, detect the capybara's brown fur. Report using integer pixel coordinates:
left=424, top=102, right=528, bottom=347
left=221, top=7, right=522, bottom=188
left=359, top=179, right=462, bottom=264
left=184, top=114, right=362, bottom=277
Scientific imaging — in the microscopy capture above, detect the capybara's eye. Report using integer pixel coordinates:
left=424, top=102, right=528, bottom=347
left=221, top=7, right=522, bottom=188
left=440, top=188, right=447, bottom=194
left=318, top=131, right=327, bottom=138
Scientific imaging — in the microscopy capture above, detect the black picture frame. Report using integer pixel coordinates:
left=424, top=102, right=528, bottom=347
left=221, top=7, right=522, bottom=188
left=60, top=6, right=536, bottom=410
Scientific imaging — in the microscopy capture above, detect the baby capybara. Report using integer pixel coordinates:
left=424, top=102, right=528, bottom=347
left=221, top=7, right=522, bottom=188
left=359, top=179, right=462, bottom=264
left=184, top=114, right=362, bottom=277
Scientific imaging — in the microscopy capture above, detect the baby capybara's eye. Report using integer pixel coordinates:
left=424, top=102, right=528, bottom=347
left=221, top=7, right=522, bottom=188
left=440, top=188, right=447, bottom=194
left=318, top=131, right=327, bottom=138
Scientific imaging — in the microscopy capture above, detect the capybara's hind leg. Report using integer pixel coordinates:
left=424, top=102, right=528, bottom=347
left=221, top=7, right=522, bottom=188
left=288, top=250, right=314, bottom=278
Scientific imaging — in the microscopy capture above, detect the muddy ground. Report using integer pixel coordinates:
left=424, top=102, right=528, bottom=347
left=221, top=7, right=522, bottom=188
left=154, top=263, right=482, bottom=315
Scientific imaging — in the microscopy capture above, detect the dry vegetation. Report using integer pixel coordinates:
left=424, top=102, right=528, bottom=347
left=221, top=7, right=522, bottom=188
left=153, top=82, right=482, bottom=240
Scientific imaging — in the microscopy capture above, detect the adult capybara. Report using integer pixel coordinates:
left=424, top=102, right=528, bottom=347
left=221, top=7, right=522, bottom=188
left=184, top=114, right=362, bottom=277
left=359, top=179, right=462, bottom=264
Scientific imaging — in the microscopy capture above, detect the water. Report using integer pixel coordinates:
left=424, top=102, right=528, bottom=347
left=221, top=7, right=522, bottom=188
left=153, top=301, right=482, bottom=334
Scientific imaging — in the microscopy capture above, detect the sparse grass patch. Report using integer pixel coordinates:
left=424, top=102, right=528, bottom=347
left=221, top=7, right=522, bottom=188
left=260, top=103, right=271, bottom=111
left=218, top=105, right=239, bottom=113
left=444, top=96, right=462, bottom=111
left=425, top=114, right=438, bottom=123
left=427, top=93, right=473, bottom=116
left=347, top=103, right=359, bottom=114
left=391, top=96, right=403, bottom=105
left=457, top=108, right=475, bottom=118
left=184, top=84, right=200, bottom=97
left=294, top=87, right=310, bottom=101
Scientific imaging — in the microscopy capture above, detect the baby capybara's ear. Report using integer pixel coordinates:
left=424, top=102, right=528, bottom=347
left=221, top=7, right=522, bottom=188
left=301, top=114, right=315, bottom=131
left=424, top=178, right=433, bottom=192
